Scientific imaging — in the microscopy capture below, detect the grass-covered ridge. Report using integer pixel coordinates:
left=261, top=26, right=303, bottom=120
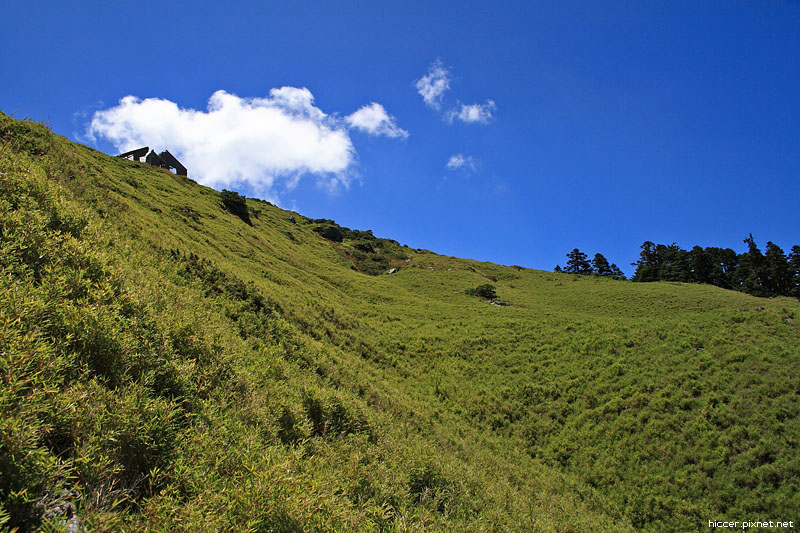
left=1, top=112, right=798, bottom=531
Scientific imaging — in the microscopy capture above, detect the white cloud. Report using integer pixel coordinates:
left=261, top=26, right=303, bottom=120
left=446, top=153, right=478, bottom=172
left=346, top=103, right=408, bottom=139
left=415, top=59, right=451, bottom=110
left=446, top=100, right=496, bottom=124
left=88, top=88, right=406, bottom=197
left=415, top=60, right=497, bottom=126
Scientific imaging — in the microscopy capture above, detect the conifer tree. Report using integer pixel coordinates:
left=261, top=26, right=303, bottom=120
left=790, top=245, right=800, bottom=298
left=592, top=253, right=613, bottom=276
left=688, top=245, right=711, bottom=284
left=632, top=241, right=659, bottom=282
left=739, top=234, right=766, bottom=296
left=658, top=244, right=690, bottom=282
left=704, top=247, right=738, bottom=289
left=764, top=242, right=792, bottom=296
left=608, top=263, right=626, bottom=280
left=565, top=249, right=591, bottom=274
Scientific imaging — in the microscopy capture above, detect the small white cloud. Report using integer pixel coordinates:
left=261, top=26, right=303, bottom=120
left=415, top=59, right=451, bottom=110
left=88, top=89, right=363, bottom=196
left=446, top=153, right=478, bottom=172
left=415, top=60, right=497, bottom=125
left=446, top=100, right=496, bottom=124
left=346, top=102, right=408, bottom=139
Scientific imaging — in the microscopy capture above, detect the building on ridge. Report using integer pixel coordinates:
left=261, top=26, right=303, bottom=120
left=117, top=146, right=149, bottom=162
left=118, top=146, right=188, bottom=177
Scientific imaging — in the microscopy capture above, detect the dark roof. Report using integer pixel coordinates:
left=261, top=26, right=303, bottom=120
left=144, top=149, right=188, bottom=177
left=146, top=150, right=163, bottom=166
left=158, top=150, right=187, bottom=176
left=118, top=146, right=149, bottom=161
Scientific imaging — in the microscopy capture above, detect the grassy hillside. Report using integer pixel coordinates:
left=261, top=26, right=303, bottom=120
left=1, top=113, right=798, bottom=531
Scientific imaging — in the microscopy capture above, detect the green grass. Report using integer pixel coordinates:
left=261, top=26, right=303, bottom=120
left=1, top=112, right=798, bottom=531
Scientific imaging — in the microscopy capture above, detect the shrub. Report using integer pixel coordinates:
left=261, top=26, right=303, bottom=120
left=220, top=189, right=251, bottom=225
left=466, top=284, right=497, bottom=300
left=313, top=225, right=343, bottom=242
left=354, top=241, right=375, bottom=253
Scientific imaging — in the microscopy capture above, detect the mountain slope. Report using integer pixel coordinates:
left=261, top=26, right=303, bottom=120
left=1, top=113, right=798, bottom=531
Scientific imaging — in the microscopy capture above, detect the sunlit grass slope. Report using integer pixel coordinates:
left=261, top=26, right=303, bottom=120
left=1, top=113, right=798, bottom=531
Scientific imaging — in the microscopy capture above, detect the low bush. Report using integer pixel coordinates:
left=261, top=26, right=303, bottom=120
left=466, top=284, right=497, bottom=300
left=313, top=225, right=344, bottom=242
left=220, top=189, right=251, bottom=225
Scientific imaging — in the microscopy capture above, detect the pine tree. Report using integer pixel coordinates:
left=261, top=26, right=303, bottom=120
left=632, top=241, right=659, bottom=282
left=739, top=234, right=765, bottom=296
left=704, top=247, right=738, bottom=289
left=591, top=253, right=612, bottom=276
left=608, top=263, right=626, bottom=280
left=789, top=245, right=800, bottom=298
left=659, top=244, right=690, bottom=282
left=764, top=242, right=792, bottom=296
left=688, top=245, right=711, bottom=284
left=564, top=249, right=591, bottom=274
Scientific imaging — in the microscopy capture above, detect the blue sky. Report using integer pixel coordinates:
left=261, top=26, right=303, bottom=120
left=2, top=1, right=798, bottom=275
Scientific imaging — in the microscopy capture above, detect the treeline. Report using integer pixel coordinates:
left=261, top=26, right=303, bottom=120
left=631, top=234, right=800, bottom=298
left=556, top=235, right=800, bottom=298
left=554, top=249, right=626, bottom=279
left=555, top=235, right=800, bottom=298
